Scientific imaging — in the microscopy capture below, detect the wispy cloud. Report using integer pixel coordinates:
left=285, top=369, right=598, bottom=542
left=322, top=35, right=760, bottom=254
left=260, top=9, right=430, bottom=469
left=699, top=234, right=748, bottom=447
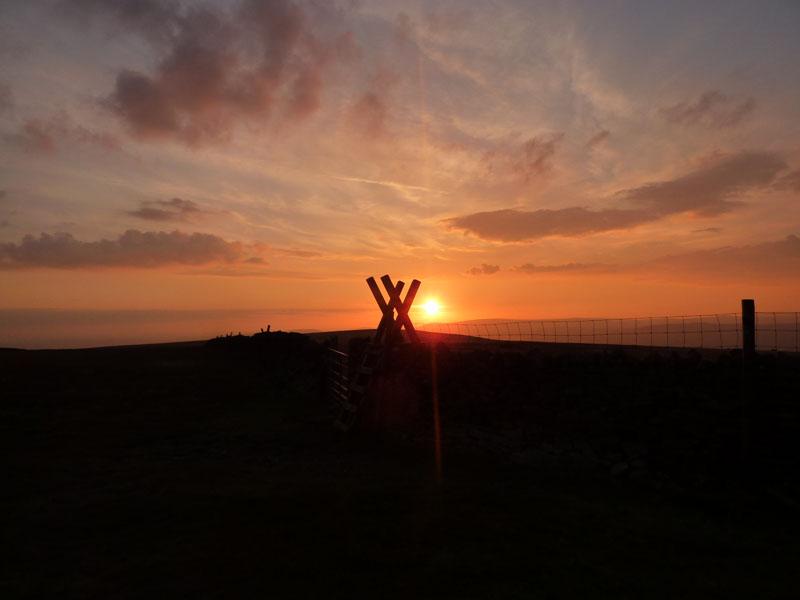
left=508, top=236, right=800, bottom=282
left=514, top=262, right=608, bottom=274
left=270, top=247, right=323, bottom=258
left=585, top=130, right=610, bottom=149
left=647, top=234, right=800, bottom=280
left=126, top=198, right=207, bottom=222
left=616, top=151, right=786, bottom=217
left=13, top=114, right=120, bottom=155
left=773, top=168, right=800, bottom=193
left=334, top=175, right=434, bottom=194
left=16, top=120, right=58, bottom=155
left=349, top=91, right=388, bottom=138
left=178, top=267, right=325, bottom=279
left=445, top=151, right=787, bottom=242
left=483, top=133, right=564, bottom=184
left=659, top=91, right=755, bottom=129
left=347, top=68, right=397, bottom=139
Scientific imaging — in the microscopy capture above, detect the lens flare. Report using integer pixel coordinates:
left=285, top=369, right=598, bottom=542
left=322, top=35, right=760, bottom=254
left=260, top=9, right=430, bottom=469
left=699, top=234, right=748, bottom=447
left=423, top=300, right=440, bottom=316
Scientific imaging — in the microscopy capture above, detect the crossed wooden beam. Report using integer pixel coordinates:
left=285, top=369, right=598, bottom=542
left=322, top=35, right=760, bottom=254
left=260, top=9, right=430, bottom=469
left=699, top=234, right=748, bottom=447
left=367, top=275, right=421, bottom=344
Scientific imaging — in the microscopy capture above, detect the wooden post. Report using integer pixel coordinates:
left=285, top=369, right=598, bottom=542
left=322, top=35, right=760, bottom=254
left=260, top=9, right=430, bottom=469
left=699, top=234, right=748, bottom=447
left=740, top=298, right=755, bottom=479
left=742, top=299, right=755, bottom=362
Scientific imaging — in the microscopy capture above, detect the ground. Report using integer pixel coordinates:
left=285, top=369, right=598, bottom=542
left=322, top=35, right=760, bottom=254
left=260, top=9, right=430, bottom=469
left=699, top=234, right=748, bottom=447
left=2, top=335, right=798, bottom=598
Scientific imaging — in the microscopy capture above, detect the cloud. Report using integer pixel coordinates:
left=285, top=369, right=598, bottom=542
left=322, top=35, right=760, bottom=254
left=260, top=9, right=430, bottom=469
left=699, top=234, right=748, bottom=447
left=615, top=151, right=787, bottom=217
left=17, top=120, right=57, bottom=155
left=505, top=236, right=800, bottom=282
left=87, top=0, right=357, bottom=145
left=659, top=91, right=755, bottom=129
left=585, top=130, right=609, bottom=149
left=693, top=227, right=722, bottom=234
left=445, top=207, right=652, bottom=242
left=349, top=91, right=387, bottom=138
left=126, top=198, right=205, bottom=222
left=467, top=263, right=500, bottom=275
left=514, top=134, right=563, bottom=180
left=59, top=0, right=185, bottom=44
left=773, top=168, right=800, bottom=193
left=0, top=230, right=255, bottom=269
left=445, top=151, right=787, bottom=242
left=287, top=65, right=323, bottom=120
left=14, top=115, right=121, bottom=155
left=178, top=267, right=325, bottom=279
left=484, top=133, right=564, bottom=183
left=648, top=235, right=800, bottom=281
left=514, top=262, right=608, bottom=274
left=348, top=68, right=397, bottom=139
left=271, top=247, right=322, bottom=258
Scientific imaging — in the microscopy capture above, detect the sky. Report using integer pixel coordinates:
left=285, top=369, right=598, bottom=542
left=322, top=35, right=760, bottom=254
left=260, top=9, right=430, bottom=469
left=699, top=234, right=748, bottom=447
left=1, top=0, right=799, bottom=348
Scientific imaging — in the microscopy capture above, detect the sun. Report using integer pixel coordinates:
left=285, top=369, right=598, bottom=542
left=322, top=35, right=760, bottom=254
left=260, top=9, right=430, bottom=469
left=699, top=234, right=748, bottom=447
left=422, top=299, right=440, bottom=316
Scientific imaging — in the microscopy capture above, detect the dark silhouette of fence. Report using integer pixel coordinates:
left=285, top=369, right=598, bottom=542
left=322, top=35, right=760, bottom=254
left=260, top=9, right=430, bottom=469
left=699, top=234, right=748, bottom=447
left=327, top=348, right=350, bottom=407
left=419, top=312, right=800, bottom=352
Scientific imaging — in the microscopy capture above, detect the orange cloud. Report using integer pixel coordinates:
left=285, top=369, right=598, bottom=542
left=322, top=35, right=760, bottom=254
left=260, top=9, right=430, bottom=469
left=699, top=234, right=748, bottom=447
left=659, top=91, right=755, bottom=129
left=773, top=168, right=800, bottom=193
left=509, top=235, right=800, bottom=282
left=0, top=230, right=254, bottom=269
left=126, top=198, right=207, bottom=222
left=514, top=262, right=608, bottom=274
left=615, top=151, right=785, bottom=217
left=349, top=91, right=388, bottom=138
left=446, top=207, right=651, bottom=242
left=348, top=67, right=398, bottom=139
left=648, top=234, right=800, bottom=281
left=483, top=133, right=564, bottom=184
left=446, top=151, right=787, bottom=242
left=467, top=263, right=500, bottom=275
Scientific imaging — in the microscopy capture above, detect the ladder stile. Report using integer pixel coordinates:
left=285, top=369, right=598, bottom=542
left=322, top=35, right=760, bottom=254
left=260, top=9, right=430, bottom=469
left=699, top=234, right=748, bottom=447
left=334, top=274, right=422, bottom=431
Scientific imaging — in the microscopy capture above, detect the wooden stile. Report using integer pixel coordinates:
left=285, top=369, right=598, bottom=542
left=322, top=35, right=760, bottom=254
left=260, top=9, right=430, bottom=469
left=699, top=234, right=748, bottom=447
left=333, top=274, right=422, bottom=431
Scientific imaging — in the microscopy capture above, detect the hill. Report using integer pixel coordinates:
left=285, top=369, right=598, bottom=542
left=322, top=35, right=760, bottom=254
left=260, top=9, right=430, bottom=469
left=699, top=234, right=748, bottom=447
left=3, top=333, right=799, bottom=597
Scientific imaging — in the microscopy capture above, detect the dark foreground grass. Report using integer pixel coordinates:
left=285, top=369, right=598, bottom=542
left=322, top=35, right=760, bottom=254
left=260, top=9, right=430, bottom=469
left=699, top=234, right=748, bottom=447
left=2, top=336, right=798, bottom=598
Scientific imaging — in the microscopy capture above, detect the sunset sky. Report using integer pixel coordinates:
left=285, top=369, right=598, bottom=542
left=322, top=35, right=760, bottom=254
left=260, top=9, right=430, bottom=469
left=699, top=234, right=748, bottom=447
left=1, top=0, right=799, bottom=348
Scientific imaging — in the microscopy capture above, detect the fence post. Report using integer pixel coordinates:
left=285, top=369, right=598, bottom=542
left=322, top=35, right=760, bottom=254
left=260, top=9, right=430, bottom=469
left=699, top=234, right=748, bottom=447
left=742, top=299, right=755, bottom=362
left=740, top=298, right=755, bottom=478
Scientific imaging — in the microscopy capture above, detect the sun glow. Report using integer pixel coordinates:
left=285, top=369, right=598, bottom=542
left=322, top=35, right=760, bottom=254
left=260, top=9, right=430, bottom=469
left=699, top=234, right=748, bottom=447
left=422, top=299, right=440, bottom=316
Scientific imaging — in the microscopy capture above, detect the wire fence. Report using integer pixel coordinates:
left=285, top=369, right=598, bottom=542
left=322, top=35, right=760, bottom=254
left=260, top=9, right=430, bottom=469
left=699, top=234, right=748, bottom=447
left=419, top=312, right=800, bottom=352
left=327, top=348, right=350, bottom=406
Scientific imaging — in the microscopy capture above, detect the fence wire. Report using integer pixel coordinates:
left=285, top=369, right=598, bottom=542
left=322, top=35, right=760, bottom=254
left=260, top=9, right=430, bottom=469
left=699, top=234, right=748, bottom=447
left=327, top=348, right=350, bottom=406
left=418, top=312, right=800, bottom=352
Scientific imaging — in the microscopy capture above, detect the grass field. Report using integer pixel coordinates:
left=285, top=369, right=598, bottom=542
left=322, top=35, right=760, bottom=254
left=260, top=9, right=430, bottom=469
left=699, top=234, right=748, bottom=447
left=3, top=333, right=798, bottom=598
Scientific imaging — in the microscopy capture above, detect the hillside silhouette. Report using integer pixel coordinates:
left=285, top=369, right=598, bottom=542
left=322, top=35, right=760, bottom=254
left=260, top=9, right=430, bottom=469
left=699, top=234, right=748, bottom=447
left=3, top=331, right=799, bottom=597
